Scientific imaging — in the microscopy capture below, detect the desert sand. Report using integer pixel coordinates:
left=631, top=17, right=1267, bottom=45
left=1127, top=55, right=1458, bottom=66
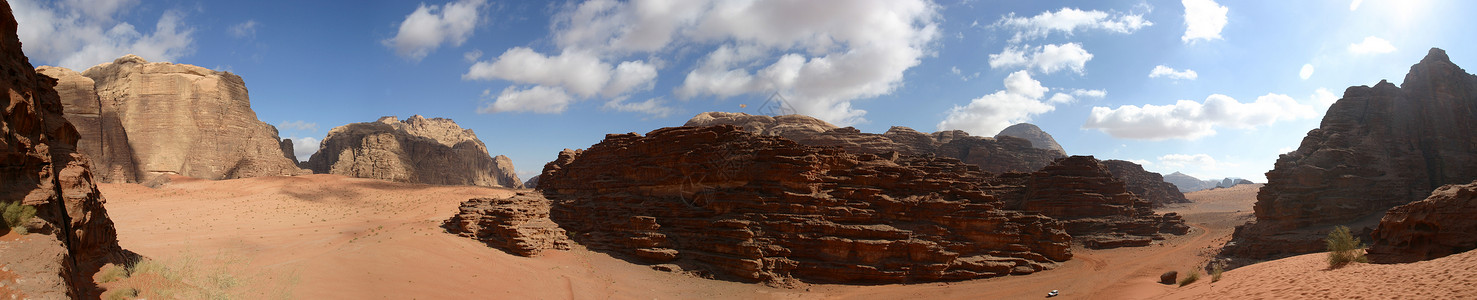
left=104, top=177, right=1460, bottom=299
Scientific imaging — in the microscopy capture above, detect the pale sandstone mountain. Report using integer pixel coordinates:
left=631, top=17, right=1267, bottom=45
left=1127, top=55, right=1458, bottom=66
left=306, top=115, right=522, bottom=188
left=995, top=123, right=1067, bottom=156
left=37, top=56, right=307, bottom=183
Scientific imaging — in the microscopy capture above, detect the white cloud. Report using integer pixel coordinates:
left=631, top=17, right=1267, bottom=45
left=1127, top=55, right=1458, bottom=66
left=1073, top=89, right=1107, bottom=98
left=1348, top=36, right=1396, bottom=55
left=1049, top=89, right=1107, bottom=104
left=1083, top=93, right=1319, bottom=140
left=13, top=0, right=194, bottom=70
left=383, top=0, right=486, bottom=60
left=1149, top=65, right=1198, bottom=80
left=950, top=66, right=979, bottom=81
left=1181, top=0, right=1228, bottom=43
left=603, top=97, right=674, bottom=118
left=1299, top=64, right=1314, bottom=80
left=937, top=70, right=1056, bottom=136
left=276, top=120, right=318, bottom=132
left=1158, top=153, right=1217, bottom=169
left=1349, top=0, right=1363, bottom=11
left=463, top=49, right=482, bottom=62
left=289, top=137, right=319, bottom=162
left=1128, top=159, right=1153, bottom=166
left=479, top=86, right=575, bottom=114
left=228, top=20, right=257, bottom=39
left=988, top=43, right=1094, bottom=74
left=1312, top=87, right=1339, bottom=108
left=992, top=7, right=1152, bottom=43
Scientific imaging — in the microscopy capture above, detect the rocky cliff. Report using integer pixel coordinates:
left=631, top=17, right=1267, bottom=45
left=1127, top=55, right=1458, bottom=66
left=306, top=115, right=521, bottom=188
left=37, top=56, right=307, bottom=183
left=1220, top=48, right=1477, bottom=264
left=539, top=125, right=1072, bottom=284
left=1368, top=180, right=1477, bottom=264
left=445, top=192, right=571, bottom=256
left=0, top=2, right=129, bottom=297
left=685, top=112, right=1065, bottom=173
left=1102, top=160, right=1191, bottom=207
left=986, top=156, right=1190, bottom=248
left=996, top=123, right=1066, bottom=156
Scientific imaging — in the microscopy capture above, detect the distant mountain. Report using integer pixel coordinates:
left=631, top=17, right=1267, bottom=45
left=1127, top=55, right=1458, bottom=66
left=1163, top=172, right=1254, bottom=193
left=995, top=123, right=1067, bottom=156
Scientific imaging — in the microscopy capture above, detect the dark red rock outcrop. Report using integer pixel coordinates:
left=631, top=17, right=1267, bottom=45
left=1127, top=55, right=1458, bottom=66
left=986, top=156, right=1190, bottom=248
left=539, top=125, right=1072, bottom=284
left=1102, top=160, right=1190, bottom=207
left=1221, top=48, right=1477, bottom=264
left=0, top=1, right=128, bottom=297
left=445, top=192, right=571, bottom=256
left=1368, top=180, right=1477, bottom=263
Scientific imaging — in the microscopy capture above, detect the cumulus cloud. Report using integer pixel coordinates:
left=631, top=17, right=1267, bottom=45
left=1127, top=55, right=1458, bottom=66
left=603, top=97, right=675, bottom=118
left=463, top=48, right=658, bottom=114
left=1300, top=64, right=1314, bottom=80
left=988, top=43, right=1094, bottom=74
left=12, top=0, right=194, bottom=70
left=1083, top=93, right=1319, bottom=140
left=462, top=49, right=482, bottom=62
left=276, top=120, right=318, bottom=132
left=288, top=137, right=319, bottom=162
left=1048, top=88, right=1108, bottom=104
left=937, top=70, right=1056, bottom=136
left=1181, top=0, right=1228, bottom=43
left=1157, top=153, right=1217, bottom=169
left=479, top=86, right=575, bottom=114
left=1348, top=36, right=1396, bottom=54
left=228, top=20, right=257, bottom=39
left=1149, top=65, right=1198, bottom=80
left=383, top=0, right=486, bottom=60
left=1312, top=87, right=1339, bottom=108
left=992, top=7, right=1152, bottom=43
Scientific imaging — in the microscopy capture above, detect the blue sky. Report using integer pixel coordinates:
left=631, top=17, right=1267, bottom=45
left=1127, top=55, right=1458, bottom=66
left=13, top=0, right=1474, bottom=182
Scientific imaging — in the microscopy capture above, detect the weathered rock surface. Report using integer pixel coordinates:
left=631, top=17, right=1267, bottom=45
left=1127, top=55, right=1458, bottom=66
left=445, top=192, right=571, bottom=256
left=995, top=123, right=1066, bottom=156
left=1163, top=172, right=1214, bottom=193
left=539, top=125, right=1072, bottom=284
left=685, top=112, right=1065, bottom=173
left=1215, top=178, right=1254, bottom=189
left=38, top=56, right=307, bottom=183
left=985, top=156, right=1190, bottom=248
left=0, top=2, right=128, bottom=297
left=1103, top=160, right=1190, bottom=208
left=1221, top=48, right=1477, bottom=264
left=1368, top=180, right=1477, bottom=263
left=523, top=175, right=540, bottom=189
left=305, top=115, right=522, bottom=188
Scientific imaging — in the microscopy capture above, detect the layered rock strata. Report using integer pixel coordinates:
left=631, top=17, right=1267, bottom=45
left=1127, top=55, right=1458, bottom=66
left=1368, top=180, right=1477, bottom=263
left=37, top=56, right=306, bottom=183
left=305, top=115, right=521, bottom=188
left=539, top=125, right=1072, bottom=284
left=985, top=156, right=1190, bottom=248
left=1221, top=48, right=1477, bottom=263
left=445, top=192, right=571, bottom=256
left=0, top=2, right=129, bottom=297
left=1102, top=160, right=1190, bottom=207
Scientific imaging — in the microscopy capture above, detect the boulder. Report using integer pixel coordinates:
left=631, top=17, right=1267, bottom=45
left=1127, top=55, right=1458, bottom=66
left=539, top=125, right=1072, bottom=284
left=1160, top=271, right=1178, bottom=285
left=1368, top=180, right=1477, bottom=263
left=986, top=156, right=1190, bottom=248
left=996, top=123, right=1066, bottom=156
left=305, top=115, right=521, bottom=188
left=445, top=192, right=571, bottom=256
left=37, top=56, right=308, bottom=183
left=0, top=2, right=129, bottom=297
left=1102, top=160, right=1190, bottom=208
left=1221, top=48, right=1477, bottom=265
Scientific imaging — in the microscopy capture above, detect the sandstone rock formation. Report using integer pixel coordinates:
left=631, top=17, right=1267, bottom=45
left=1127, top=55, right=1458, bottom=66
left=539, top=125, right=1072, bottom=284
left=1102, top=160, right=1190, bottom=207
left=37, top=56, right=307, bottom=183
left=445, top=192, right=571, bottom=256
left=685, top=112, right=1065, bottom=173
left=995, top=123, right=1066, bottom=156
left=306, top=115, right=521, bottom=188
left=0, top=3, right=128, bottom=297
left=985, top=156, right=1190, bottom=248
left=1368, top=180, right=1477, bottom=263
left=1221, top=48, right=1477, bottom=264
left=523, top=176, right=539, bottom=189
left=1163, top=172, right=1215, bottom=193
left=1215, top=178, right=1254, bottom=189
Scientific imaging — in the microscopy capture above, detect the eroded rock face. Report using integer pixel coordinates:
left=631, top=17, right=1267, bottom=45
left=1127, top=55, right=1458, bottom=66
left=306, top=115, right=522, bottom=188
left=1221, top=48, right=1477, bottom=263
left=986, top=156, right=1190, bottom=248
left=685, top=112, right=1065, bottom=173
left=37, top=57, right=308, bottom=183
left=1368, top=180, right=1477, bottom=263
left=540, top=125, right=1072, bottom=284
left=445, top=192, right=571, bottom=256
left=0, top=2, right=127, bottom=297
left=995, top=123, right=1066, bottom=156
left=1102, top=160, right=1190, bottom=208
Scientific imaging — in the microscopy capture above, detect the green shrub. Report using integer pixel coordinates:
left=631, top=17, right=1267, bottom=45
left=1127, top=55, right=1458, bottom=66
left=1326, top=225, right=1368, bottom=268
left=2, top=201, right=37, bottom=234
left=1179, top=271, right=1199, bottom=286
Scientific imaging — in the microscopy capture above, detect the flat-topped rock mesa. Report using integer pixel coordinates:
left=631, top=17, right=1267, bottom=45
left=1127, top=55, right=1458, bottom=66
left=37, top=55, right=306, bottom=183
left=445, top=192, right=571, bottom=256
left=685, top=112, right=1065, bottom=173
left=538, top=125, right=1072, bottom=284
left=1221, top=48, right=1477, bottom=263
left=306, top=115, right=522, bottom=188
left=1368, top=180, right=1477, bottom=264
left=995, top=123, right=1066, bottom=156
left=0, top=2, right=128, bottom=297
left=985, top=156, right=1190, bottom=248
left=1102, top=160, right=1190, bottom=207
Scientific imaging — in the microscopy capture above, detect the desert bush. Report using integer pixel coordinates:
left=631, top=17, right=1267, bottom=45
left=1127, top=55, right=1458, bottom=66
left=1178, top=271, right=1199, bottom=286
left=98, top=251, right=297, bottom=300
left=1326, top=225, right=1367, bottom=268
left=2, top=201, right=37, bottom=234
left=1210, top=262, right=1224, bottom=283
